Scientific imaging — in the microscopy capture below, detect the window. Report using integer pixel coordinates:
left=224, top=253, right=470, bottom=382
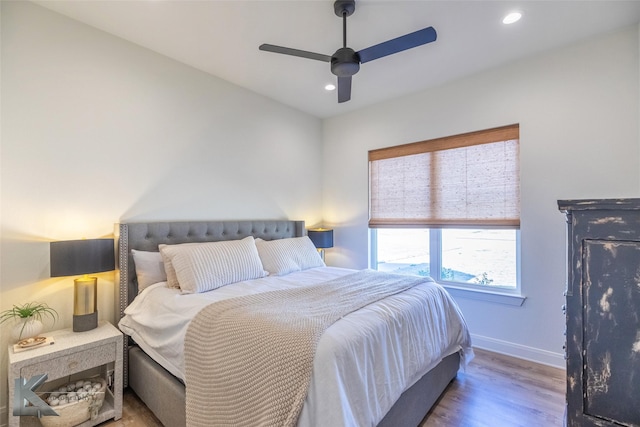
left=369, top=125, right=521, bottom=297
left=374, top=228, right=519, bottom=290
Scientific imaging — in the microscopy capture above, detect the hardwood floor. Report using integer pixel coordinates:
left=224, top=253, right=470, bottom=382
left=420, top=348, right=565, bottom=427
left=102, top=348, right=565, bottom=427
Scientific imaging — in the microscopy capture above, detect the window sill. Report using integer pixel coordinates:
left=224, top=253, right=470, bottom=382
left=440, top=284, right=526, bottom=306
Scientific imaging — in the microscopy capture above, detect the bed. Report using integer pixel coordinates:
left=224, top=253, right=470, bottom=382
left=115, top=220, right=472, bottom=427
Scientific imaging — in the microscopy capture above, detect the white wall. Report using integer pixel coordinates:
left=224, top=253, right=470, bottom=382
left=0, top=2, right=323, bottom=422
left=322, top=26, right=640, bottom=367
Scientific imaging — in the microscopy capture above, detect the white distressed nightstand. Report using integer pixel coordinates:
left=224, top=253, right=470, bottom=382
left=7, top=321, right=123, bottom=427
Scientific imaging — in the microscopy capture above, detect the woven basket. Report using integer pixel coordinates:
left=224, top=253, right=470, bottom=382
left=39, top=377, right=106, bottom=427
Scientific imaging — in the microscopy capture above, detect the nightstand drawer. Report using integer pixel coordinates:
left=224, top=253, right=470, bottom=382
left=20, top=343, right=115, bottom=380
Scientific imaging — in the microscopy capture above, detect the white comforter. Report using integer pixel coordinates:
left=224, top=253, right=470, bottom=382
left=119, top=267, right=472, bottom=427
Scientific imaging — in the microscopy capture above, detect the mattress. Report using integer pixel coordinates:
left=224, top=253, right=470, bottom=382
left=118, top=266, right=472, bottom=427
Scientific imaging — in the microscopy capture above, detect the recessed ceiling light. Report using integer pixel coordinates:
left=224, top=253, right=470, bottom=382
left=325, top=84, right=336, bottom=91
left=502, top=12, right=522, bottom=25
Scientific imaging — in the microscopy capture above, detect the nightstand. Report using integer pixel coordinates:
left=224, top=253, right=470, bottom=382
left=8, top=321, right=123, bottom=427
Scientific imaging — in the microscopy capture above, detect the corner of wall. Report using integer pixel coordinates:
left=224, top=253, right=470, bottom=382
left=1, top=3, right=5, bottom=425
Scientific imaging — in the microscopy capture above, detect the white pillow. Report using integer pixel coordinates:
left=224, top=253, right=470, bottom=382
left=131, top=250, right=167, bottom=293
left=255, top=236, right=325, bottom=276
left=159, top=242, right=198, bottom=289
left=159, top=237, right=267, bottom=294
left=158, top=241, right=227, bottom=289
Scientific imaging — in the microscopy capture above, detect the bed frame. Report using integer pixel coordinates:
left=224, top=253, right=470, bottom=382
left=116, top=220, right=459, bottom=427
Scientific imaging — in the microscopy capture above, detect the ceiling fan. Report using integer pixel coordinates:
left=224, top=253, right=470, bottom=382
left=259, top=0, right=437, bottom=103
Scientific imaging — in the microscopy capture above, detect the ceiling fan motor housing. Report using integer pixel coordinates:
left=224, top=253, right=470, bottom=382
left=331, top=47, right=360, bottom=77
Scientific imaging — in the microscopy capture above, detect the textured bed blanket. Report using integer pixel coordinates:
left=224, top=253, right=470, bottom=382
left=184, top=270, right=429, bottom=427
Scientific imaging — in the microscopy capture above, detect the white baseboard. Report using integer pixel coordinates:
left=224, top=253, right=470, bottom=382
left=471, top=333, right=566, bottom=369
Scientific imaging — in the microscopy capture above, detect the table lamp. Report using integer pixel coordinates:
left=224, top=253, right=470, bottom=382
left=50, top=238, right=115, bottom=332
left=307, top=228, right=334, bottom=261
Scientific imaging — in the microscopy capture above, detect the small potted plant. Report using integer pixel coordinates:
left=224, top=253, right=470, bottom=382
left=0, top=302, right=58, bottom=342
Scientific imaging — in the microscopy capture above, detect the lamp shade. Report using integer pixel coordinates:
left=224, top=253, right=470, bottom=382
left=307, top=229, right=334, bottom=249
left=50, top=239, right=115, bottom=277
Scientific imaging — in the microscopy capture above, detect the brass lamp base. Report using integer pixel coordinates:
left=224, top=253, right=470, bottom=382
left=73, top=311, right=98, bottom=332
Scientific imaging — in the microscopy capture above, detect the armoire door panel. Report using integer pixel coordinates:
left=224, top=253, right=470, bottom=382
left=583, top=239, right=640, bottom=426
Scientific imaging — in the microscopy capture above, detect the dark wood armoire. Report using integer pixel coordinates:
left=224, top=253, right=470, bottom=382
left=558, top=199, right=640, bottom=427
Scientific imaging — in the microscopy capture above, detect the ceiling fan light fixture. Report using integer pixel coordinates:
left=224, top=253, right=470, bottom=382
left=503, top=11, right=522, bottom=25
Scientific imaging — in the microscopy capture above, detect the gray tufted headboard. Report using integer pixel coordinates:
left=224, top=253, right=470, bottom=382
left=115, top=220, right=305, bottom=322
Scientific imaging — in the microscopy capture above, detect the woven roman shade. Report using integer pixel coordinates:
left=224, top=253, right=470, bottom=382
left=369, top=124, right=520, bottom=228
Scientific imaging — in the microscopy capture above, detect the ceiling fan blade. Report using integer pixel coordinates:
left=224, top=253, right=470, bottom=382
left=259, top=44, right=332, bottom=63
left=337, top=76, right=352, bottom=103
left=357, top=26, right=437, bottom=64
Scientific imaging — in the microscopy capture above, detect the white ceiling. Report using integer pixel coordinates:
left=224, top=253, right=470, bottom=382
left=34, top=0, right=640, bottom=118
